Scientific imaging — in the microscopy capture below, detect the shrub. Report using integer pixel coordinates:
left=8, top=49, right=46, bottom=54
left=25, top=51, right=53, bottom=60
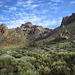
left=38, top=66, right=51, bottom=75
left=14, top=54, right=23, bottom=58
left=0, top=54, right=18, bottom=74
left=21, top=56, right=36, bottom=64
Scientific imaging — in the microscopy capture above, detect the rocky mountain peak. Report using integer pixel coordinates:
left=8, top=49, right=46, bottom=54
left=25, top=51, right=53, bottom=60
left=0, top=23, right=8, bottom=36
left=61, top=13, right=75, bottom=26
left=20, top=22, right=33, bottom=28
left=0, top=23, right=8, bottom=30
left=25, top=22, right=33, bottom=25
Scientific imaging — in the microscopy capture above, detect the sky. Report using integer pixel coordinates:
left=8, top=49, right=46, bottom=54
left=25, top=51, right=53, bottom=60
left=0, top=0, right=75, bottom=29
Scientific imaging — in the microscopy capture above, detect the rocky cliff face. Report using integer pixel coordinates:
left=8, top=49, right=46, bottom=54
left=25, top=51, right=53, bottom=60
left=61, top=13, right=75, bottom=26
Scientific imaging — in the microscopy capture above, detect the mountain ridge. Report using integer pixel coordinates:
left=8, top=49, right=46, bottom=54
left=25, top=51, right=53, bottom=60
left=0, top=13, right=75, bottom=46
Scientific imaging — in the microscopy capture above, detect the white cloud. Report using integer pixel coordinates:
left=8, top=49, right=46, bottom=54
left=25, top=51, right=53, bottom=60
left=5, top=5, right=9, bottom=8
left=38, top=20, right=57, bottom=26
left=17, top=0, right=33, bottom=7
left=48, top=2, right=59, bottom=11
left=26, top=0, right=33, bottom=4
left=6, top=20, right=25, bottom=29
left=51, top=7, right=59, bottom=10
left=16, top=0, right=38, bottom=10
left=31, top=4, right=38, bottom=9
left=17, top=0, right=25, bottom=6
left=29, top=16, right=42, bottom=23
left=37, top=17, right=63, bottom=28
left=0, top=17, right=4, bottom=20
left=2, top=6, right=17, bottom=13
left=71, top=1, right=75, bottom=4
left=0, top=16, right=9, bottom=20
left=42, top=10, right=47, bottom=14
left=9, top=7, right=17, bottom=11
left=48, top=2, right=58, bottom=7
left=4, top=7, right=17, bottom=13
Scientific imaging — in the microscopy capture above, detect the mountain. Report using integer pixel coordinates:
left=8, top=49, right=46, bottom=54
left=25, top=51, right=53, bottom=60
left=0, top=22, right=51, bottom=46
left=0, top=13, right=75, bottom=47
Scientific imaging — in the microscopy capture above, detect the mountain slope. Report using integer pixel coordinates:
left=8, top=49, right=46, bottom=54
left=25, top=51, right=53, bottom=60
left=0, top=22, right=51, bottom=46
left=35, top=13, right=75, bottom=45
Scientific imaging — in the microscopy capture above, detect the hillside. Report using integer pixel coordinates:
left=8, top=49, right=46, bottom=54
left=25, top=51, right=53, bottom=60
left=35, top=13, right=75, bottom=45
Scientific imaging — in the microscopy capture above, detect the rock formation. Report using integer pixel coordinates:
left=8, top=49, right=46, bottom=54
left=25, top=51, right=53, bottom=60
left=16, top=22, right=51, bottom=39
left=61, top=13, right=75, bottom=26
left=0, top=23, right=8, bottom=36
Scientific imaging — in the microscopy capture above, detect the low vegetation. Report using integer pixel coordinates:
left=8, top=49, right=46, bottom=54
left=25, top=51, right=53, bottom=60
left=0, top=41, right=75, bottom=75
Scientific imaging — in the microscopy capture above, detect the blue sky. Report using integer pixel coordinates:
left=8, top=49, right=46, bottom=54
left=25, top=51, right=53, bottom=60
left=0, top=0, right=75, bottom=29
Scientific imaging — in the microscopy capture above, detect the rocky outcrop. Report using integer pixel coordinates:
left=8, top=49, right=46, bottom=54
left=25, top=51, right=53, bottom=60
left=20, top=22, right=33, bottom=28
left=0, top=24, right=21, bottom=46
left=0, top=23, right=8, bottom=36
left=16, top=22, right=51, bottom=38
left=61, top=13, right=75, bottom=26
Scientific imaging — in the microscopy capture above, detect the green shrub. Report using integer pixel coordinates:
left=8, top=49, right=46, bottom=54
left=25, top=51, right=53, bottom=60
left=21, top=56, right=36, bottom=64
left=14, top=54, right=23, bottom=58
left=0, top=54, right=18, bottom=74
left=38, top=66, right=51, bottom=75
